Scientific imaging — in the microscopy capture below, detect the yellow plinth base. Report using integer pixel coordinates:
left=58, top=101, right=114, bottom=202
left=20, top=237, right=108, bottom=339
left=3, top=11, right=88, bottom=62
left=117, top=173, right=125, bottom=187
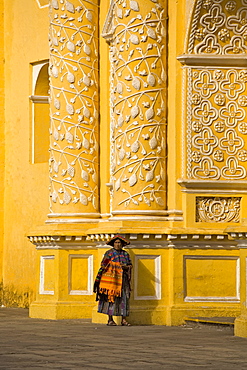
left=29, top=301, right=95, bottom=320
left=234, top=316, right=247, bottom=338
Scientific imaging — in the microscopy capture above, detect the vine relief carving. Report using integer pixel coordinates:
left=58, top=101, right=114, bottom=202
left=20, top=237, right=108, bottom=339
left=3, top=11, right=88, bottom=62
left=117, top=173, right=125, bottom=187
left=104, top=0, right=167, bottom=213
left=49, top=0, right=99, bottom=214
left=196, top=196, right=241, bottom=222
left=188, top=0, right=247, bottom=54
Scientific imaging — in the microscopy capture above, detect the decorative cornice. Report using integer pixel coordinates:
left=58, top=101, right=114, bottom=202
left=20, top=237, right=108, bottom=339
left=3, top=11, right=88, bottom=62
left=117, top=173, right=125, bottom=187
left=178, top=179, right=247, bottom=191
left=177, top=54, right=247, bottom=67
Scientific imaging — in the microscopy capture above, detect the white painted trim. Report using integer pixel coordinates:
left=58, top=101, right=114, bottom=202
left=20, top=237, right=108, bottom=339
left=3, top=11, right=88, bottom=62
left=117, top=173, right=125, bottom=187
left=111, top=210, right=168, bottom=215
left=177, top=54, right=247, bottom=67
left=134, top=255, right=161, bottom=300
left=29, top=95, right=49, bottom=104
left=184, top=256, right=240, bottom=303
left=68, top=254, right=93, bottom=295
left=47, top=213, right=101, bottom=218
left=39, top=255, right=55, bottom=295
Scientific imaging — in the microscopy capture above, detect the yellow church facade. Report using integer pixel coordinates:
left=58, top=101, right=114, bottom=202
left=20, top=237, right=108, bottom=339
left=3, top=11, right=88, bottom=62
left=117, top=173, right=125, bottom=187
left=1, top=0, right=247, bottom=337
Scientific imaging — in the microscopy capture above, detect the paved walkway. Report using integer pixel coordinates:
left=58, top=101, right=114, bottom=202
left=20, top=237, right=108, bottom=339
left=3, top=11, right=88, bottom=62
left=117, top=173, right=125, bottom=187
left=0, top=308, right=247, bottom=369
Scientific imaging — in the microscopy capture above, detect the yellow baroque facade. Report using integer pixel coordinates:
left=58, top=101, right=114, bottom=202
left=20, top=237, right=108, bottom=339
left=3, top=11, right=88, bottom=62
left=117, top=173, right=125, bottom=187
left=1, top=0, right=247, bottom=336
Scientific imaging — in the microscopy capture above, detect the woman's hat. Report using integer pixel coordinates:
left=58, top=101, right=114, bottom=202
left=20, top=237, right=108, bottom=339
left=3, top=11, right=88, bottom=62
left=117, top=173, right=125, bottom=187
left=106, top=234, right=130, bottom=247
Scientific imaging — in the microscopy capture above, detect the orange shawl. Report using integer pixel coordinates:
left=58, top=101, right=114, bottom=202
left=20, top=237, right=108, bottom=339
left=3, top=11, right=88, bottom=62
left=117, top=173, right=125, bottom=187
left=99, top=261, right=123, bottom=303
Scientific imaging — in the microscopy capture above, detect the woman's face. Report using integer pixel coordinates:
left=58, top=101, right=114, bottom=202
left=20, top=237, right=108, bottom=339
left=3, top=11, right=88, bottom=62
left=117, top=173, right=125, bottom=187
left=113, top=239, right=123, bottom=251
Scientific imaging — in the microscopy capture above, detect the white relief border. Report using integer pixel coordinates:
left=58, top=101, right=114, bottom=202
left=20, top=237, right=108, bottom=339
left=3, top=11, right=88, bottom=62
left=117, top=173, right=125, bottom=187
left=68, top=254, right=93, bottom=295
left=134, top=255, right=161, bottom=301
left=39, top=255, right=55, bottom=295
left=184, top=256, right=240, bottom=302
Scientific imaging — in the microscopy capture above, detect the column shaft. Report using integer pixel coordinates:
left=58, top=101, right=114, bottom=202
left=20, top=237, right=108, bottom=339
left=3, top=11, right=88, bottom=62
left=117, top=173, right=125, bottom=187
left=108, top=0, right=167, bottom=218
left=48, top=0, right=100, bottom=221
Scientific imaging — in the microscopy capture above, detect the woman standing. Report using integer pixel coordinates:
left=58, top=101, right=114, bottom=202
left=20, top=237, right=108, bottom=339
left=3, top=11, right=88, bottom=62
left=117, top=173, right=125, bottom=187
left=93, top=235, right=132, bottom=326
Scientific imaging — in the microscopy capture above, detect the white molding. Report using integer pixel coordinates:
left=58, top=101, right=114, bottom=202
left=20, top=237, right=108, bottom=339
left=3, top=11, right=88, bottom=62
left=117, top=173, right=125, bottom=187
left=68, top=254, right=93, bottom=295
left=177, top=54, right=247, bottom=67
left=29, top=95, right=49, bottom=104
left=134, top=255, right=161, bottom=300
left=39, top=255, right=55, bottom=295
left=178, top=179, right=247, bottom=190
left=184, top=256, right=240, bottom=303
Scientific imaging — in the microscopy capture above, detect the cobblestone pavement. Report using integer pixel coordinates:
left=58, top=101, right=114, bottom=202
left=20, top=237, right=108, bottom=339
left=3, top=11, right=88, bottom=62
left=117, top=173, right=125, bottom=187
left=0, top=308, right=247, bottom=369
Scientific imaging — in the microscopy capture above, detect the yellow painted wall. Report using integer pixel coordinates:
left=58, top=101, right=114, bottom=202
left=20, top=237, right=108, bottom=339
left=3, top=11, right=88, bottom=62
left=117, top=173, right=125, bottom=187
left=2, top=0, right=49, bottom=306
left=0, top=0, right=4, bottom=290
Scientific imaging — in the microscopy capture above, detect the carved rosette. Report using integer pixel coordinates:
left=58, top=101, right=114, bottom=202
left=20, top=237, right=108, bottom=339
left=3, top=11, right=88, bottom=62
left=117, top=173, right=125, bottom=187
left=196, top=196, right=241, bottom=222
left=185, top=0, right=247, bottom=181
left=48, top=0, right=100, bottom=218
left=105, top=0, right=167, bottom=216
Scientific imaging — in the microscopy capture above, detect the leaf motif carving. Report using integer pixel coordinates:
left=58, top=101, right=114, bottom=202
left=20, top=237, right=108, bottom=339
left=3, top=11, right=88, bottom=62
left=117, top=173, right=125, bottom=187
left=117, top=8, right=123, bottom=18
left=51, top=0, right=59, bottom=9
left=131, top=140, right=140, bottom=153
left=84, top=44, right=91, bottom=55
left=147, top=28, right=157, bottom=39
left=147, top=74, right=156, bottom=87
left=86, top=11, right=93, bottom=22
left=51, top=191, right=58, bottom=202
left=54, top=99, right=60, bottom=110
left=117, top=82, right=123, bottom=94
left=119, top=148, right=126, bottom=161
left=92, top=172, right=97, bottom=183
left=66, top=131, right=74, bottom=144
left=131, top=105, right=140, bottom=118
left=67, top=41, right=76, bottom=52
left=146, top=170, right=154, bottom=182
left=83, top=75, right=91, bottom=86
left=52, top=66, right=59, bottom=78
left=129, top=173, right=137, bottom=187
left=84, top=107, right=91, bottom=118
left=132, top=78, right=141, bottom=90
left=66, top=104, right=74, bottom=115
left=149, top=136, right=158, bottom=149
left=156, top=197, right=165, bottom=207
left=64, top=191, right=72, bottom=204
left=130, top=0, right=140, bottom=11
left=66, top=1, right=75, bottom=13
left=68, top=165, right=75, bottom=177
left=130, top=34, right=139, bottom=45
left=53, top=129, right=59, bottom=141
left=67, top=72, right=75, bottom=83
left=83, top=137, right=90, bottom=149
left=118, top=115, right=124, bottom=127
left=81, top=170, right=89, bottom=182
left=80, top=193, right=88, bottom=206
left=146, top=108, right=154, bottom=120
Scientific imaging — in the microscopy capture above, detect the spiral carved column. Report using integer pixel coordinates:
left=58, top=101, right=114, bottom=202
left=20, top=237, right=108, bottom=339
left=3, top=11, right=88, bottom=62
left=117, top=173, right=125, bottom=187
left=104, top=0, right=167, bottom=219
left=48, top=0, right=99, bottom=222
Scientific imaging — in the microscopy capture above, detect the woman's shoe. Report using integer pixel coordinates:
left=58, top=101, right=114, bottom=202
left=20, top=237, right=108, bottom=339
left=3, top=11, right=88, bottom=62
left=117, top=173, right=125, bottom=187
left=107, top=320, right=117, bottom=326
left=121, top=320, right=131, bottom=326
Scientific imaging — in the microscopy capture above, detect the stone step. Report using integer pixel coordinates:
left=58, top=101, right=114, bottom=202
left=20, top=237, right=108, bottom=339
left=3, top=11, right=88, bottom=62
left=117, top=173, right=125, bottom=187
left=184, top=316, right=235, bottom=328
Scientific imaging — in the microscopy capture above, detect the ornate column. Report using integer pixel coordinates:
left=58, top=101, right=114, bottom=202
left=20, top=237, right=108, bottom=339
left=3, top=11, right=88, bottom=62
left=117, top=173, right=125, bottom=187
left=48, top=0, right=100, bottom=223
left=103, top=0, right=167, bottom=220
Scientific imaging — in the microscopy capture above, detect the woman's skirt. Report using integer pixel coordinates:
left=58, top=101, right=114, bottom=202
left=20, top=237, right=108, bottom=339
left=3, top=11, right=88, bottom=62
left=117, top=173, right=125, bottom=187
left=97, top=274, right=130, bottom=317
